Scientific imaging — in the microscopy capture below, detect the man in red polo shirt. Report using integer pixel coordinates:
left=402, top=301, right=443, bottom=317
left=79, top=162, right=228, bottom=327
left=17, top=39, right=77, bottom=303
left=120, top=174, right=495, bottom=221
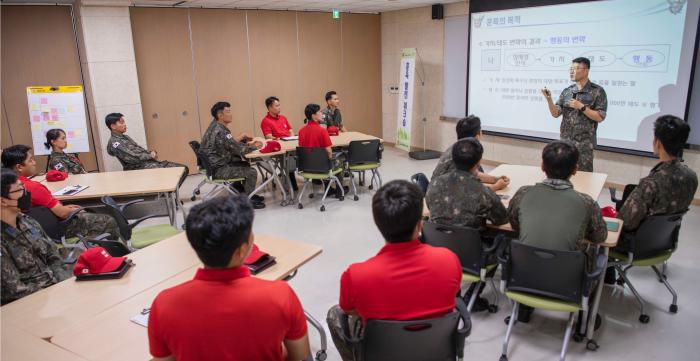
left=261, top=96, right=294, bottom=140
left=298, top=103, right=347, bottom=197
left=1, top=145, right=121, bottom=243
left=327, top=180, right=462, bottom=361
left=148, top=194, right=310, bottom=361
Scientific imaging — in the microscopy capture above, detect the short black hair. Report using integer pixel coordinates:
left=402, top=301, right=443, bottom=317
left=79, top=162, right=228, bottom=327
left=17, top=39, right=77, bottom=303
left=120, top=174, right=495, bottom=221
left=105, top=113, right=124, bottom=129
left=325, top=90, right=337, bottom=102
left=372, top=180, right=423, bottom=243
left=185, top=194, right=255, bottom=268
left=456, top=115, right=481, bottom=139
left=572, top=57, right=590, bottom=69
left=1, top=168, right=19, bottom=199
left=654, top=115, right=690, bottom=157
left=1, top=145, right=32, bottom=170
left=452, top=138, right=483, bottom=171
left=265, top=96, right=279, bottom=109
left=305, top=103, right=321, bottom=120
left=211, top=101, right=231, bottom=120
left=44, top=128, right=65, bottom=150
left=542, top=141, right=579, bottom=180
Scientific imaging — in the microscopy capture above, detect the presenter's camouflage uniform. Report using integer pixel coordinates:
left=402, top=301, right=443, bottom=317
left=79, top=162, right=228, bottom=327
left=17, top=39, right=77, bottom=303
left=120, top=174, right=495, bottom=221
left=554, top=81, right=608, bottom=172
left=48, top=151, right=87, bottom=174
left=1, top=214, right=72, bottom=305
left=617, top=160, right=697, bottom=247
left=106, top=131, right=188, bottom=186
left=200, top=120, right=258, bottom=194
left=426, top=169, right=507, bottom=229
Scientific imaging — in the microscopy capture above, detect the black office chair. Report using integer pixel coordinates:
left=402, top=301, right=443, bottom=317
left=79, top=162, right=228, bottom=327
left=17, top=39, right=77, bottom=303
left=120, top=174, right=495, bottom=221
left=346, top=139, right=383, bottom=200
left=341, top=297, right=471, bottom=361
left=188, top=141, right=245, bottom=201
left=609, top=184, right=637, bottom=211
left=608, top=212, right=686, bottom=323
left=498, top=241, right=605, bottom=361
left=295, top=147, right=345, bottom=212
left=410, top=173, right=430, bottom=194
left=24, top=206, right=88, bottom=264
left=100, top=196, right=180, bottom=250
left=422, top=221, right=502, bottom=313
left=81, top=233, right=132, bottom=257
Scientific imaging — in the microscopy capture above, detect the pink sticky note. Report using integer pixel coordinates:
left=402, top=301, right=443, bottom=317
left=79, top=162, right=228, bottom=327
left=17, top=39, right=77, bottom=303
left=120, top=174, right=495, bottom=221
left=67, top=131, right=75, bottom=137
left=42, top=113, right=50, bottom=121
left=51, top=114, right=58, bottom=121
left=40, top=98, right=48, bottom=104
left=50, top=108, right=59, bottom=116
left=32, top=115, right=41, bottom=122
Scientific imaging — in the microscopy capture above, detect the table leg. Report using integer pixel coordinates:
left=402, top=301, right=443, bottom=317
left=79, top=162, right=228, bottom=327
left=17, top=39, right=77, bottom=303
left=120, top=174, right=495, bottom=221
left=282, top=152, right=295, bottom=201
left=249, top=158, right=289, bottom=206
left=585, top=246, right=608, bottom=350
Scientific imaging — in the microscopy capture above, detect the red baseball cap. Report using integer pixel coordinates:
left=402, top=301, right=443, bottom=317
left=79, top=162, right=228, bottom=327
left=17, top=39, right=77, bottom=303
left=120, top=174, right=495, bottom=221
left=244, top=244, right=268, bottom=264
left=46, top=169, right=68, bottom=182
left=73, top=247, right=126, bottom=276
left=601, top=206, right=617, bottom=218
left=259, top=140, right=281, bottom=154
left=327, top=126, right=339, bottom=136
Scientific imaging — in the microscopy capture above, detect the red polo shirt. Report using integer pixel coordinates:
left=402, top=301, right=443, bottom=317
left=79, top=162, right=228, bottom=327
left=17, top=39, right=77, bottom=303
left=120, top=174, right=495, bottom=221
left=148, top=266, right=307, bottom=361
left=339, top=239, right=462, bottom=322
left=298, top=120, right=332, bottom=148
left=261, top=112, right=293, bottom=138
left=18, top=175, right=60, bottom=209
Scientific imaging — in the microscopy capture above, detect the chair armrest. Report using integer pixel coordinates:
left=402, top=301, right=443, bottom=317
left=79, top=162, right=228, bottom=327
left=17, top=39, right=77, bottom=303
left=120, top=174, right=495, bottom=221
left=119, top=198, right=146, bottom=213
left=608, top=187, right=621, bottom=203
left=79, top=233, right=111, bottom=248
left=454, top=297, right=472, bottom=359
left=587, top=252, right=607, bottom=280
left=128, top=214, right=167, bottom=230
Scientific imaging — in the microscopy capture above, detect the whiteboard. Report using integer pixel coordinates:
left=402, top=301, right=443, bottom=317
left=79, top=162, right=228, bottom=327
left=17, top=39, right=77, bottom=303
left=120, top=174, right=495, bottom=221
left=26, top=85, right=90, bottom=156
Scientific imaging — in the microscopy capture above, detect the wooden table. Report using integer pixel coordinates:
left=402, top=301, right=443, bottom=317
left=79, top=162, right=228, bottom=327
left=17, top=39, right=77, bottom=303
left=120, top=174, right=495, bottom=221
left=244, top=131, right=383, bottom=205
left=48, top=235, right=322, bottom=361
left=1, top=326, right=88, bottom=361
left=40, top=167, right=186, bottom=226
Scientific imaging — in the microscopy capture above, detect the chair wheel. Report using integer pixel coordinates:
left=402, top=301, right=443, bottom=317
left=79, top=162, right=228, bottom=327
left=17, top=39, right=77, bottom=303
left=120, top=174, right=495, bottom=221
left=499, top=354, right=508, bottom=361
left=320, top=205, right=326, bottom=212
left=339, top=196, right=344, bottom=201
left=504, top=316, right=511, bottom=325
left=353, top=195, right=359, bottom=201
left=670, top=304, right=678, bottom=313
left=194, top=189, right=201, bottom=195
left=639, top=314, right=650, bottom=323
left=488, top=304, right=498, bottom=313
left=309, top=193, right=314, bottom=198
left=572, top=333, right=584, bottom=343
left=368, top=185, right=374, bottom=190
left=616, top=278, right=625, bottom=285
left=315, top=350, right=327, bottom=361
left=190, top=196, right=196, bottom=201
left=586, top=340, right=599, bottom=351
left=297, top=203, right=303, bottom=209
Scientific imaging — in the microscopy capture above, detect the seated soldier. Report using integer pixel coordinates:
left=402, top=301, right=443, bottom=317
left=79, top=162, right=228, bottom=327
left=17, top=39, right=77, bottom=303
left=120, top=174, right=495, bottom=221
left=148, top=194, right=310, bottom=361
left=200, top=101, right=265, bottom=209
left=426, top=137, right=508, bottom=311
left=507, top=140, right=607, bottom=322
left=1, top=168, right=72, bottom=305
left=2, top=145, right=122, bottom=243
left=431, top=115, right=509, bottom=191
left=105, top=113, right=188, bottom=188
left=45, top=128, right=87, bottom=174
left=327, top=180, right=462, bottom=361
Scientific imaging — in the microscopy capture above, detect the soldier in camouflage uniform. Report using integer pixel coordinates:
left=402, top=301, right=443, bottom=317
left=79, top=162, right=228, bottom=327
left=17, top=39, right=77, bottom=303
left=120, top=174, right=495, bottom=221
left=105, top=113, right=188, bottom=187
left=44, top=129, right=88, bottom=174
left=427, top=138, right=508, bottom=229
left=200, top=102, right=265, bottom=209
left=616, top=115, right=697, bottom=246
left=543, top=57, right=607, bottom=172
left=321, top=90, right=346, bottom=131
left=1, top=169, right=72, bottom=305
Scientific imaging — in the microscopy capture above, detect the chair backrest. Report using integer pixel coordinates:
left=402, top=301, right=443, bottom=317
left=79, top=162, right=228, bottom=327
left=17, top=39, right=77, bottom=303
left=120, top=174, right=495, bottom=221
left=504, top=240, right=585, bottom=304
left=24, top=206, right=65, bottom=240
left=100, top=196, right=133, bottom=240
left=422, top=221, right=483, bottom=276
left=188, top=141, right=203, bottom=170
left=347, top=139, right=381, bottom=165
left=410, top=173, right=430, bottom=195
left=296, top=147, right=332, bottom=173
left=628, top=212, right=685, bottom=258
left=83, top=239, right=132, bottom=257
left=361, top=310, right=461, bottom=361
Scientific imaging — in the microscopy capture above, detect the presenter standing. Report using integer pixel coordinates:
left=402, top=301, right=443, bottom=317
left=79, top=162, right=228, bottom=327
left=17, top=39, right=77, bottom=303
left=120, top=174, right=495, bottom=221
left=542, top=57, right=607, bottom=171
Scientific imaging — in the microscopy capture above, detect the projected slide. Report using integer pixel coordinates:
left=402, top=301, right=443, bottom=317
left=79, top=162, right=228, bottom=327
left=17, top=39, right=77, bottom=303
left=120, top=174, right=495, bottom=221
left=468, top=0, right=697, bottom=152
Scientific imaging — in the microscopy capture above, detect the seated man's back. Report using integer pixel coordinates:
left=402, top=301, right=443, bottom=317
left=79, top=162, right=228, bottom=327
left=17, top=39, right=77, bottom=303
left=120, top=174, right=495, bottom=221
left=341, top=239, right=461, bottom=321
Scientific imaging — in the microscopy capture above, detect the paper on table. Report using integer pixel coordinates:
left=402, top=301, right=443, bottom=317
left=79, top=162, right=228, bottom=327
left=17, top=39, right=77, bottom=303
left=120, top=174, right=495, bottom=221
left=52, top=185, right=89, bottom=196
left=130, top=308, right=150, bottom=328
left=281, top=136, right=299, bottom=141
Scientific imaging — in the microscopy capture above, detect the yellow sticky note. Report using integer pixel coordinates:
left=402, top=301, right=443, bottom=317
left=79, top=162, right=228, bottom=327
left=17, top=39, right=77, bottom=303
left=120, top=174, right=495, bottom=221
left=73, top=130, right=81, bottom=137
left=31, top=104, right=39, bottom=111
left=67, top=105, right=75, bottom=113
left=41, top=105, right=50, bottom=113
left=47, top=121, right=55, bottom=126
left=32, top=124, right=40, bottom=130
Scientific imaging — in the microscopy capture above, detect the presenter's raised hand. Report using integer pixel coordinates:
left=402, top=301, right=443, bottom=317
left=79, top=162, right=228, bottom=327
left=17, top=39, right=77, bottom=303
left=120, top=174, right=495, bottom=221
left=541, top=87, right=552, bottom=98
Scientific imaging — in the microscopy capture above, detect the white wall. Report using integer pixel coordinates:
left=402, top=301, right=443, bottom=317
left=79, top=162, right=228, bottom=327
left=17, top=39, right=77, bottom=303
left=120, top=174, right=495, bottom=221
left=381, top=1, right=700, bottom=199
